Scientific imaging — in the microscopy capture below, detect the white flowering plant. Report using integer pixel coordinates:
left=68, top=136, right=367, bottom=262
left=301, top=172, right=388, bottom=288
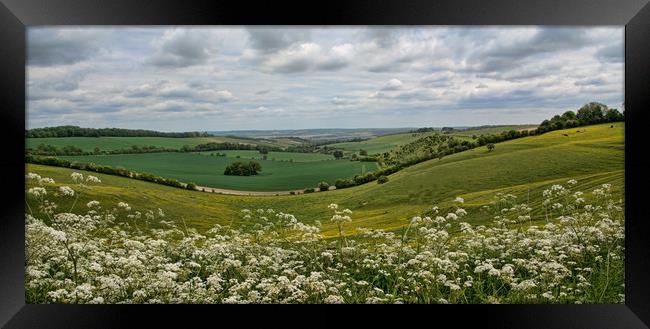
left=25, top=173, right=624, bottom=304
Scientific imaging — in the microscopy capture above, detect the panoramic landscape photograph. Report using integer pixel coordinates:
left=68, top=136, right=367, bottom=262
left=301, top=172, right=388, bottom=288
left=25, top=26, right=625, bottom=304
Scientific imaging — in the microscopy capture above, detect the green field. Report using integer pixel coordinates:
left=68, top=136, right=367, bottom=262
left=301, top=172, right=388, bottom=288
left=26, top=123, right=624, bottom=237
left=198, top=150, right=335, bottom=162
left=59, top=152, right=378, bottom=191
left=26, top=136, right=300, bottom=152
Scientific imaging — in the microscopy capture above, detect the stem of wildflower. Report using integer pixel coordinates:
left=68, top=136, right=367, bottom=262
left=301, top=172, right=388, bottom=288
left=181, top=217, right=189, bottom=237
left=69, top=189, right=80, bottom=212
left=337, top=222, right=344, bottom=255
left=25, top=199, right=34, bottom=217
left=597, top=239, right=616, bottom=303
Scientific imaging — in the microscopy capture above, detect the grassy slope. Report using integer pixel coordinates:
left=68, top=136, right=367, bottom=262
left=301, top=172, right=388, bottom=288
left=330, top=125, right=538, bottom=154
left=59, top=153, right=378, bottom=191
left=329, top=131, right=439, bottom=155
left=26, top=136, right=296, bottom=152
left=26, top=123, right=623, bottom=237
left=450, top=125, right=538, bottom=138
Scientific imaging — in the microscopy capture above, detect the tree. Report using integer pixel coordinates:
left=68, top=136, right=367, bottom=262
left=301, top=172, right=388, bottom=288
left=258, top=147, right=269, bottom=155
left=223, top=161, right=262, bottom=176
left=576, top=102, right=607, bottom=125
left=248, top=161, right=262, bottom=174
left=318, top=181, right=330, bottom=191
left=605, top=108, right=624, bottom=122
left=333, top=150, right=344, bottom=159
left=487, top=143, right=495, bottom=152
left=359, top=149, right=368, bottom=156
left=561, top=110, right=577, bottom=121
left=377, top=176, right=389, bottom=184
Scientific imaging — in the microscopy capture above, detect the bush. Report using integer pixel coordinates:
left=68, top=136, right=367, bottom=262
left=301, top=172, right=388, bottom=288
left=304, top=188, right=315, bottom=193
left=377, top=175, right=389, bottom=184
left=334, top=178, right=355, bottom=190
left=318, top=181, right=330, bottom=191
left=224, top=161, right=262, bottom=176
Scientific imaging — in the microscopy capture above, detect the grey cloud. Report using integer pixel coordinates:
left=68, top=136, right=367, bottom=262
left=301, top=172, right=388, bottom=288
left=456, top=89, right=562, bottom=110
left=596, top=44, right=623, bottom=63
left=363, top=28, right=399, bottom=48
left=574, top=78, right=606, bottom=86
left=28, top=29, right=103, bottom=66
left=315, top=59, right=349, bottom=71
left=149, top=30, right=213, bottom=68
left=270, top=59, right=312, bottom=74
left=381, top=79, right=403, bottom=90
left=469, top=28, right=597, bottom=74
left=331, top=97, right=356, bottom=105
left=421, top=72, right=455, bottom=88
left=246, top=28, right=310, bottom=53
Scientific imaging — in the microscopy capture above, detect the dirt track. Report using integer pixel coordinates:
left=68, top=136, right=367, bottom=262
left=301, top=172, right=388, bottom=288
left=194, top=185, right=309, bottom=196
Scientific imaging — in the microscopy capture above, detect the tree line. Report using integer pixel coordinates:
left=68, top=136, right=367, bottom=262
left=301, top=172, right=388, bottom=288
left=27, top=144, right=178, bottom=156
left=26, top=142, right=283, bottom=157
left=536, top=102, right=624, bottom=134
left=26, top=125, right=211, bottom=138
left=25, top=155, right=198, bottom=191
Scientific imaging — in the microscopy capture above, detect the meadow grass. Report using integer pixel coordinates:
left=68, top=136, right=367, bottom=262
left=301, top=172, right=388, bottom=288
left=26, top=123, right=623, bottom=238
left=25, top=171, right=624, bottom=304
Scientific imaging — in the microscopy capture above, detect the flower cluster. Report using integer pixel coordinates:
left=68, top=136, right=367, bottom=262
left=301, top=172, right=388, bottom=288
left=25, top=175, right=624, bottom=304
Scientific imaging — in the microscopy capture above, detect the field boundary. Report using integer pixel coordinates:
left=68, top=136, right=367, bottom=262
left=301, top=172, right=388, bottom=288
left=195, top=185, right=307, bottom=196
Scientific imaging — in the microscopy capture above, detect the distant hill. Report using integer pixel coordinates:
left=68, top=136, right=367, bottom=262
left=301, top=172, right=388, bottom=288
left=207, top=128, right=415, bottom=141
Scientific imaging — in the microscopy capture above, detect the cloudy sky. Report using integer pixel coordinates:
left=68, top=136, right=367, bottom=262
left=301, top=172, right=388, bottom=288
left=27, top=26, right=623, bottom=131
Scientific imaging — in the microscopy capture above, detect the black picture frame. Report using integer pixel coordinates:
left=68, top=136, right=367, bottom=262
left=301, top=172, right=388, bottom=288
left=1, top=0, right=649, bottom=327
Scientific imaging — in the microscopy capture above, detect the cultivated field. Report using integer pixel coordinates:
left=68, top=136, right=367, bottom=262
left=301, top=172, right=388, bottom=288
left=59, top=152, right=378, bottom=191
left=26, top=136, right=299, bottom=152
left=197, top=150, right=334, bottom=162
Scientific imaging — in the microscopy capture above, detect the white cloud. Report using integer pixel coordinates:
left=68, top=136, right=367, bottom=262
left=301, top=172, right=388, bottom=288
left=27, top=26, right=624, bottom=130
left=381, top=78, right=403, bottom=90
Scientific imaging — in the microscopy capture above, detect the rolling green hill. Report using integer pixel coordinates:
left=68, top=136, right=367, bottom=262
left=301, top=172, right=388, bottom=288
left=329, top=131, right=439, bottom=155
left=25, top=123, right=623, bottom=237
left=329, top=125, right=538, bottom=155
